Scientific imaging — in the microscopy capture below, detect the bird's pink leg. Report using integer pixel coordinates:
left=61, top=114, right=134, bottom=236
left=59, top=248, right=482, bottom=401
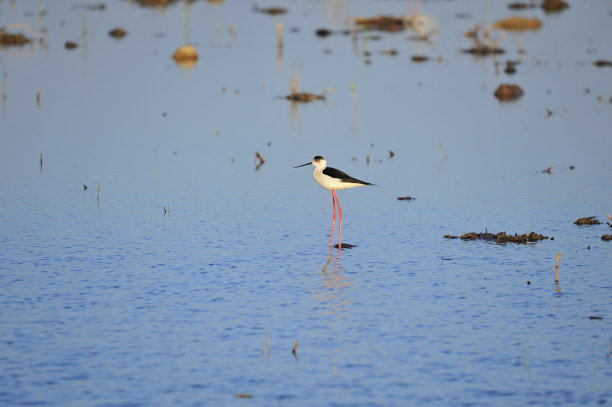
left=329, top=191, right=336, bottom=248
left=334, top=190, right=343, bottom=249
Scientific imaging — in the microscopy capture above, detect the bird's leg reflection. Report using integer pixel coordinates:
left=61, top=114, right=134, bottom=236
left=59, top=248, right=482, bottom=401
left=314, top=252, right=353, bottom=324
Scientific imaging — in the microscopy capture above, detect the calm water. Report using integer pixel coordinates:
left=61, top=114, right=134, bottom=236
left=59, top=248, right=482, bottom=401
left=1, top=0, right=611, bottom=406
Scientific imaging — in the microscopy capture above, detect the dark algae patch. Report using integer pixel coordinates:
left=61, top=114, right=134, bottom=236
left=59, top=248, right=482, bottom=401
left=459, top=231, right=549, bottom=244
left=574, top=216, right=601, bottom=225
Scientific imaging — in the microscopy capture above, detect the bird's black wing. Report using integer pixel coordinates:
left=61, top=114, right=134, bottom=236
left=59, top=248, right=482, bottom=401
left=323, top=167, right=372, bottom=185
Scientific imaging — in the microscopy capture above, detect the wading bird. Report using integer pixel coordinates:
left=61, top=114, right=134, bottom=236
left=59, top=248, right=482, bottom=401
left=295, top=156, right=374, bottom=249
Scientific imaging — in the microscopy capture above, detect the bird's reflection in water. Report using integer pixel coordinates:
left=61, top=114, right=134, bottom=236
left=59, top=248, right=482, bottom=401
left=312, top=252, right=354, bottom=325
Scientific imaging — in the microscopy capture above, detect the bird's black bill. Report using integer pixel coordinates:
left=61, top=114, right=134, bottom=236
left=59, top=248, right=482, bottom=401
left=294, top=162, right=311, bottom=168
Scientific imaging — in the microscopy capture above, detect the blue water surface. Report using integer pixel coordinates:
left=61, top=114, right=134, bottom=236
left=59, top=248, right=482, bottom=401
left=1, top=0, right=611, bottom=406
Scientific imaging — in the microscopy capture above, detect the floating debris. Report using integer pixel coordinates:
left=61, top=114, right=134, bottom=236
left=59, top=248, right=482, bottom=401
left=315, top=28, right=350, bottom=38
left=594, top=60, right=612, bottom=68
left=542, top=165, right=554, bottom=174
left=76, top=3, right=106, bottom=10
left=462, top=42, right=505, bottom=56
left=589, top=316, right=603, bottom=320
left=83, top=184, right=88, bottom=190
left=109, top=28, right=127, bottom=38
left=459, top=231, right=549, bottom=244
left=236, top=393, right=253, bottom=399
left=388, top=150, right=394, bottom=158
left=292, top=341, right=300, bottom=356
left=397, top=196, right=415, bottom=201
left=65, top=41, right=78, bottom=49
left=354, top=15, right=412, bottom=32
left=574, top=216, right=601, bottom=225
left=285, top=92, right=328, bottom=102
left=505, top=60, right=518, bottom=74
left=411, top=55, right=428, bottom=62
left=444, top=235, right=458, bottom=239
left=491, top=16, right=542, bottom=31
left=253, top=4, right=287, bottom=16
left=508, top=2, right=536, bottom=9
left=378, top=49, right=398, bottom=56
left=494, top=84, right=524, bottom=101
left=569, top=165, right=575, bottom=170
left=542, top=0, right=569, bottom=13
left=0, top=31, right=31, bottom=46
left=135, top=0, right=181, bottom=7
left=255, top=152, right=265, bottom=170
left=172, top=45, right=198, bottom=67
left=601, top=234, right=612, bottom=241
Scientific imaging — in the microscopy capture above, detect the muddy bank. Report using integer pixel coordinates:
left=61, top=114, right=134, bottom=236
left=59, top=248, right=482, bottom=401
left=446, top=231, right=549, bottom=243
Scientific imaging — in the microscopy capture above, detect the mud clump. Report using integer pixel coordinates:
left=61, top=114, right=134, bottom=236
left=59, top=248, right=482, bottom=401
left=333, top=243, right=356, bottom=249
left=463, top=44, right=505, bottom=56
left=460, top=231, right=549, bottom=244
left=574, top=216, right=601, bottom=225
left=0, top=31, right=31, bottom=46
left=285, top=92, right=326, bottom=103
left=315, top=28, right=349, bottom=38
left=494, top=84, right=524, bottom=101
left=109, top=28, right=127, bottom=38
left=135, top=0, right=181, bottom=7
left=542, top=0, right=569, bottom=13
left=253, top=4, right=287, bottom=16
left=172, top=45, right=198, bottom=67
left=508, top=2, right=536, bottom=9
left=491, top=16, right=542, bottom=31
left=354, top=16, right=411, bottom=32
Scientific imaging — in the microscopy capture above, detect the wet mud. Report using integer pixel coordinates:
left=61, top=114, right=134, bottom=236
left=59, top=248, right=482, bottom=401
left=333, top=243, right=356, bottom=249
left=456, top=231, right=549, bottom=244
left=0, top=31, right=31, bottom=46
left=109, top=28, right=127, bottom=38
left=574, top=216, right=601, bottom=225
left=494, top=84, right=524, bottom=101
left=354, top=16, right=412, bottom=32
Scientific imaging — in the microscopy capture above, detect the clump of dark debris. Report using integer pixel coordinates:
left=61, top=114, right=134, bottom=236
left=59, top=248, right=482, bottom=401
left=456, top=231, right=549, bottom=244
left=333, top=243, right=356, bottom=249
left=574, top=216, right=601, bottom=225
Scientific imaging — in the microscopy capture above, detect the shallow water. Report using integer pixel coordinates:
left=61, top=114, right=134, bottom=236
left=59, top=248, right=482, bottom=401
left=1, top=0, right=611, bottom=406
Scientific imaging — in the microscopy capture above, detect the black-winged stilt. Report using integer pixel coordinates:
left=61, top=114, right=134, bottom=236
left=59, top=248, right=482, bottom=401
left=295, top=156, right=374, bottom=249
